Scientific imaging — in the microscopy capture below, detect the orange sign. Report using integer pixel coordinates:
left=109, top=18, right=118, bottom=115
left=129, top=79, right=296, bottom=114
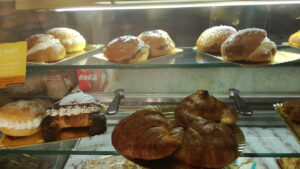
left=0, top=41, right=27, bottom=88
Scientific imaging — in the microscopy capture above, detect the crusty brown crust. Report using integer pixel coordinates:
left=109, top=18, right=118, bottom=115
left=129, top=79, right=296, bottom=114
left=138, top=29, right=177, bottom=58
left=41, top=112, right=106, bottom=141
left=283, top=99, right=300, bottom=122
left=172, top=120, right=238, bottom=168
left=196, top=26, right=236, bottom=53
left=103, top=36, right=149, bottom=64
left=112, top=110, right=184, bottom=160
left=221, top=28, right=276, bottom=62
left=175, top=90, right=238, bottom=127
left=288, top=30, right=300, bottom=47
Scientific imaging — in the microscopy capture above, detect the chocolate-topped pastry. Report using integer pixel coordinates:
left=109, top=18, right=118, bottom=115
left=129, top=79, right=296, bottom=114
left=138, top=29, right=177, bottom=58
left=41, top=91, right=106, bottom=141
left=103, top=35, right=150, bottom=64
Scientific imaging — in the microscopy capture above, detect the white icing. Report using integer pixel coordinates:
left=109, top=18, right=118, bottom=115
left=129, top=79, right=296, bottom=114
left=0, top=115, right=43, bottom=130
left=200, top=25, right=236, bottom=47
left=61, top=35, right=85, bottom=45
left=47, top=27, right=81, bottom=36
left=140, top=30, right=169, bottom=38
left=27, top=38, right=62, bottom=55
left=107, top=35, right=145, bottom=50
left=57, top=92, right=101, bottom=106
left=47, top=105, right=102, bottom=116
left=249, top=37, right=276, bottom=58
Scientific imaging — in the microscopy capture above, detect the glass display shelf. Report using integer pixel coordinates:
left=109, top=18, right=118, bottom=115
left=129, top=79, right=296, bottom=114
left=26, top=47, right=300, bottom=71
left=0, top=100, right=299, bottom=158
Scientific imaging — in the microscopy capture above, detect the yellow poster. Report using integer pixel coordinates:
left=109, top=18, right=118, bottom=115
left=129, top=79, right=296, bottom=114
left=0, top=41, right=27, bottom=88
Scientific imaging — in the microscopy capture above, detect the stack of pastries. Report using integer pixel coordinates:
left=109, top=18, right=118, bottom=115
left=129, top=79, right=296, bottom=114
left=196, top=25, right=277, bottom=63
left=103, top=29, right=179, bottom=64
left=26, top=27, right=86, bottom=63
left=0, top=91, right=107, bottom=147
left=112, top=90, right=239, bottom=168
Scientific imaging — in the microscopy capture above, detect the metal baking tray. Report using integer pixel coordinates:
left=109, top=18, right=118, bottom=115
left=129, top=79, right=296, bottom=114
left=26, top=44, right=104, bottom=66
left=193, top=45, right=300, bottom=66
left=93, top=48, right=184, bottom=65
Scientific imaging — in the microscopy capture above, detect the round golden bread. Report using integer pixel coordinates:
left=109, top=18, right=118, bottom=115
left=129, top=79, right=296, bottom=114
left=46, top=27, right=86, bottom=53
left=138, top=29, right=177, bottom=58
left=0, top=99, right=51, bottom=137
left=0, top=127, right=40, bottom=137
left=103, top=35, right=150, bottom=64
left=196, top=25, right=236, bottom=53
left=288, top=30, right=300, bottom=47
left=175, top=90, right=238, bottom=127
left=26, top=34, right=66, bottom=63
left=112, top=109, right=184, bottom=160
left=172, top=120, right=238, bottom=168
left=221, top=28, right=277, bottom=63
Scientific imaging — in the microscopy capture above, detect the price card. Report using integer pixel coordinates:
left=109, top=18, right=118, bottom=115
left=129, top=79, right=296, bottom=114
left=0, top=42, right=27, bottom=88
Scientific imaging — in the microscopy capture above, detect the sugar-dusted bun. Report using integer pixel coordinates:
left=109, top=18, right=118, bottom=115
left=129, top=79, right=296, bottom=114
left=46, top=27, right=86, bottom=53
left=0, top=99, right=51, bottom=137
left=288, top=30, right=300, bottom=47
left=221, top=28, right=277, bottom=63
left=103, top=35, right=150, bottom=64
left=138, top=29, right=177, bottom=58
left=196, top=25, right=236, bottom=53
left=26, top=34, right=66, bottom=63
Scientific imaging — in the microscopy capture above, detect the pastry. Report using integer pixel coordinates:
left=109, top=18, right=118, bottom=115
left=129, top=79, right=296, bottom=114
left=282, top=99, right=300, bottom=122
left=41, top=91, right=106, bottom=141
left=103, top=35, right=150, bottom=64
left=26, top=34, right=66, bottom=63
left=221, top=28, right=277, bottom=63
left=288, top=30, right=300, bottom=47
left=0, top=99, right=51, bottom=137
left=196, top=25, right=236, bottom=53
left=277, top=158, right=300, bottom=169
left=172, top=119, right=239, bottom=168
left=175, top=90, right=238, bottom=127
left=138, top=29, right=177, bottom=58
left=112, top=109, right=184, bottom=160
left=46, top=27, right=86, bottom=53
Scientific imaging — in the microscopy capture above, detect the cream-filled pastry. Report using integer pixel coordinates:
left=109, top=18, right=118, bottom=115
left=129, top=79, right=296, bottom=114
left=41, top=91, right=106, bottom=141
left=0, top=99, right=51, bottom=137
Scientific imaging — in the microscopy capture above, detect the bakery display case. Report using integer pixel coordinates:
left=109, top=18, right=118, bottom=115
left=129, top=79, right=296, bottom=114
left=0, top=0, right=300, bottom=169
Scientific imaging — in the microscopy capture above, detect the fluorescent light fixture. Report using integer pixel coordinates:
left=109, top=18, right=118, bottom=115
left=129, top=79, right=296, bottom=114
left=53, top=1, right=300, bottom=12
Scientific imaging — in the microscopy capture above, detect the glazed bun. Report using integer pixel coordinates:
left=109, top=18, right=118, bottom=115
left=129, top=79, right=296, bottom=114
left=112, top=109, right=184, bottom=160
left=26, top=34, right=66, bottom=63
left=196, top=25, right=236, bottom=53
left=138, top=29, right=177, bottom=58
left=221, top=28, right=277, bottom=63
left=0, top=99, right=51, bottom=137
left=47, top=27, right=86, bottom=53
left=103, top=36, right=150, bottom=64
left=175, top=90, right=238, bottom=127
left=172, top=120, right=238, bottom=168
left=288, top=30, right=300, bottom=47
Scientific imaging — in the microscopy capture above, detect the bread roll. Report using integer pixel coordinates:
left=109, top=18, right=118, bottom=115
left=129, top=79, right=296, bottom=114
left=172, top=120, right=239, bottom=168
left=138, top=29, right=177, bottom=58
left=26, top=34, right=66, bottom=63
left=221, top=28, right=277, bottom=62
left=196, top=25, right=236, bottom=53
left=0, top=99, right=51, bottom=137
left=283, top=99, right=300, bottom=122
left=46, top=27, right=86, bottom=53
left=112, top=109, right=184, bottom=160
left=103, top=36, right=150, bottom=64
left=288, top=30, right=300, bottom=47
left=175, top=90, right=238, bottom=127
